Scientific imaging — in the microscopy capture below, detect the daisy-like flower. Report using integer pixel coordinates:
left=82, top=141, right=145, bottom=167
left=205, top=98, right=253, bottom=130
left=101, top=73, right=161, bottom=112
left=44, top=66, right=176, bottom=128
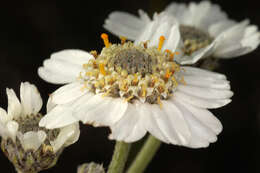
left=0, top=82, right=80, bottom=173
left=38, top=32, right=233, bottom=148
left=103, top=1, right=260, bottom=65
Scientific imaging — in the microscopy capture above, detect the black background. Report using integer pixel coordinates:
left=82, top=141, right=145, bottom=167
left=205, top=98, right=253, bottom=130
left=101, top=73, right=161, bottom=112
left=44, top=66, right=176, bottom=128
left=0, top=0, right=259, bottom=172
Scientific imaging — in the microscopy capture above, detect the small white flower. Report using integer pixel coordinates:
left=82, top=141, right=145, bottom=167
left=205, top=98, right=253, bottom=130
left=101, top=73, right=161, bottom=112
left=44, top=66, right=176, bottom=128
left=38, top=33, right=233, bottom=148
left=103, top=1, right=260, bottom=65
left=0, top=82, right=80, bottom=172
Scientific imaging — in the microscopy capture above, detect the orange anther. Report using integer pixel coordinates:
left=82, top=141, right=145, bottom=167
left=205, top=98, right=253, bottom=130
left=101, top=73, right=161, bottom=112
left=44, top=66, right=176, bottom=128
left=101, top=33, right=110, bottom=48
left=165, top=69, right=172, bottom=80
left=158, top=36, right=165, bottom=51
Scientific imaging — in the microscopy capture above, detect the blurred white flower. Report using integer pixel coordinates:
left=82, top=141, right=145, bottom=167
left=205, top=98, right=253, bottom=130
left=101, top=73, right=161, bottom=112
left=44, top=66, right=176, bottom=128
left=38, top=32, right=233, bottom=148
left=0, top=82, right=80, bottom=173
left=104, top=1, right=260, bottom=65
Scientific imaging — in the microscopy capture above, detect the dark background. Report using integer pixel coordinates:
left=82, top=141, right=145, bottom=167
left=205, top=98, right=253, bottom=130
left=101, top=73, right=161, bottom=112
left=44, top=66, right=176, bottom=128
left=0, top=0, right=259, bottom=172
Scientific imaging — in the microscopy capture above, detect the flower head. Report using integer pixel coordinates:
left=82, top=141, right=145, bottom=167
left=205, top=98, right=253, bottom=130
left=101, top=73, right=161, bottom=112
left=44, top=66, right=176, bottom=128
left=103, top=1, right=260, bottom=65
left=38, top=32, right=233, bottom=148
left=0, top=82, right=79, bottom=173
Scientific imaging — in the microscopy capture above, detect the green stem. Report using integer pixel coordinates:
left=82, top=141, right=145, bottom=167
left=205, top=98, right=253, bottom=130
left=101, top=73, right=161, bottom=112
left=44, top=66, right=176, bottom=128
left=107, top=141, right=131, bottom=173
left=126, top=135, right=161, bottom=173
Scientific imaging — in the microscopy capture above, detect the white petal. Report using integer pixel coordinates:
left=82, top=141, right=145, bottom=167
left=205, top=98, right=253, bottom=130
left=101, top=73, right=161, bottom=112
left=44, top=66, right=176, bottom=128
left=162, top=23, right=181, bottom=52
left=177, top=84, right=233, bottom=100
left=138, top=9, right=151, bottom=23
left=73, top=94, right=128, bottom=127
left=6, top=88, right=22, bottom=119
left=164, top=2, right=188, bottom=21
left=178, top=41, right=215, bottom=65
left=6, top=120, right=19, bottom=142
left=20, top=82, right=43, bottom=115
left=51, top=82, right=87, bottom=105
left=181, top=66, right=227, bottom=80
left=39, top=105, right=79, bottom=129
left=144, top=102, right=190, bottom=145
left=178, top=101, right=223, bottom=134
left=50, top=49, right=94, bottom=65
left=50, top=123, right=80, bottom=153
left=38, top=67, right=76, bottom=84
left=38, top=49, right=94, bottom=84
left=173, top=100, right=218, bottom=148
left=18, top=131, right=46, bottom=151
left=174, top=91, right=231, bottom=109
left=0, top=108, right=9, bottom=124
left=183, top=75, right=230, bottom=89
left=161, top=100, right=191, bottom=145
left=135, top=12, right=179, bottom=48
left=46, top=97, right=56, bottom=113
left=181, top=1, right=227, bottom=29
left=0, top=121, right=8, bottom=139
left=209, top=20, right=236, bottom=37
left=104, top=11, right=146, bottom=40
left=213, top=20, right=260, bottom=58
left=139, top=103, right=170, bottom=143
left=109, top=101, right=146, bottom=143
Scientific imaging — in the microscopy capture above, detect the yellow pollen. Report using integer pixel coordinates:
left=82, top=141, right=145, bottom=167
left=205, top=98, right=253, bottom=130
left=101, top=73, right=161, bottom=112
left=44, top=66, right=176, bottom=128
left=101, top=33, right=110, bottom=48
left=157, top=96, right=163, bottom=109
left=99, top=63, right=106, bottom=75
left=158, top=36, right=165, bottom=51
left=120, top=36, right=127, bottom=45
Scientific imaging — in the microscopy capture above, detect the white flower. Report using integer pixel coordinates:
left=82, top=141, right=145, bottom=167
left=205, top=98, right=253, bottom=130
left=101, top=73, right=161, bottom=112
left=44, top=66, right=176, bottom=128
left=103, top=1, right=260, bottom=65
left=0, top=82, right=80, bottom=172
left=38, top=32, right=233, bottom=148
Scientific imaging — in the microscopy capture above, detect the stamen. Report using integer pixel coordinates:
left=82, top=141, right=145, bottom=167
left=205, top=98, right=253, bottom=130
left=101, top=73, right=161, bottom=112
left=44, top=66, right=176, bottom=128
left=164, top=69, right=172, bottom=81
left=143, top=41, right=148, bottom=49
left=120, top=36, right=127, bottom=45
left=157, top=96, right=163, bottom=109
left=99, top=63, right=106, bottom=75
left=132, top=74, right=139, bottom=85
left=141, top=84, right=147, bottom=97
left=158, top=36, right=165, bottom=51
left=165, top=49, right=173, bottom=57
left=101, top=33, right=110, bottom=48
left=102, top=89, right=111, bottom=97
left=125, top=95, right=134, bottom=102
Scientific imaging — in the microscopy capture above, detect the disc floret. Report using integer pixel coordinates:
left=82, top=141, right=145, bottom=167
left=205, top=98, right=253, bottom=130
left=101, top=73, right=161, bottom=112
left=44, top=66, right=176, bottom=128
left=78, top=34, right=185, bottom=104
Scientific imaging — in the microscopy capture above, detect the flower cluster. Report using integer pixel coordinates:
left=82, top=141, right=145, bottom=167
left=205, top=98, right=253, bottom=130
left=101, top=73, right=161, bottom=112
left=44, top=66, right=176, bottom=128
left=104, top=1, right=260, bottom=65
left=0, top=1, right=259, bottom=172
left=0, top=82, right=79, bottom=173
